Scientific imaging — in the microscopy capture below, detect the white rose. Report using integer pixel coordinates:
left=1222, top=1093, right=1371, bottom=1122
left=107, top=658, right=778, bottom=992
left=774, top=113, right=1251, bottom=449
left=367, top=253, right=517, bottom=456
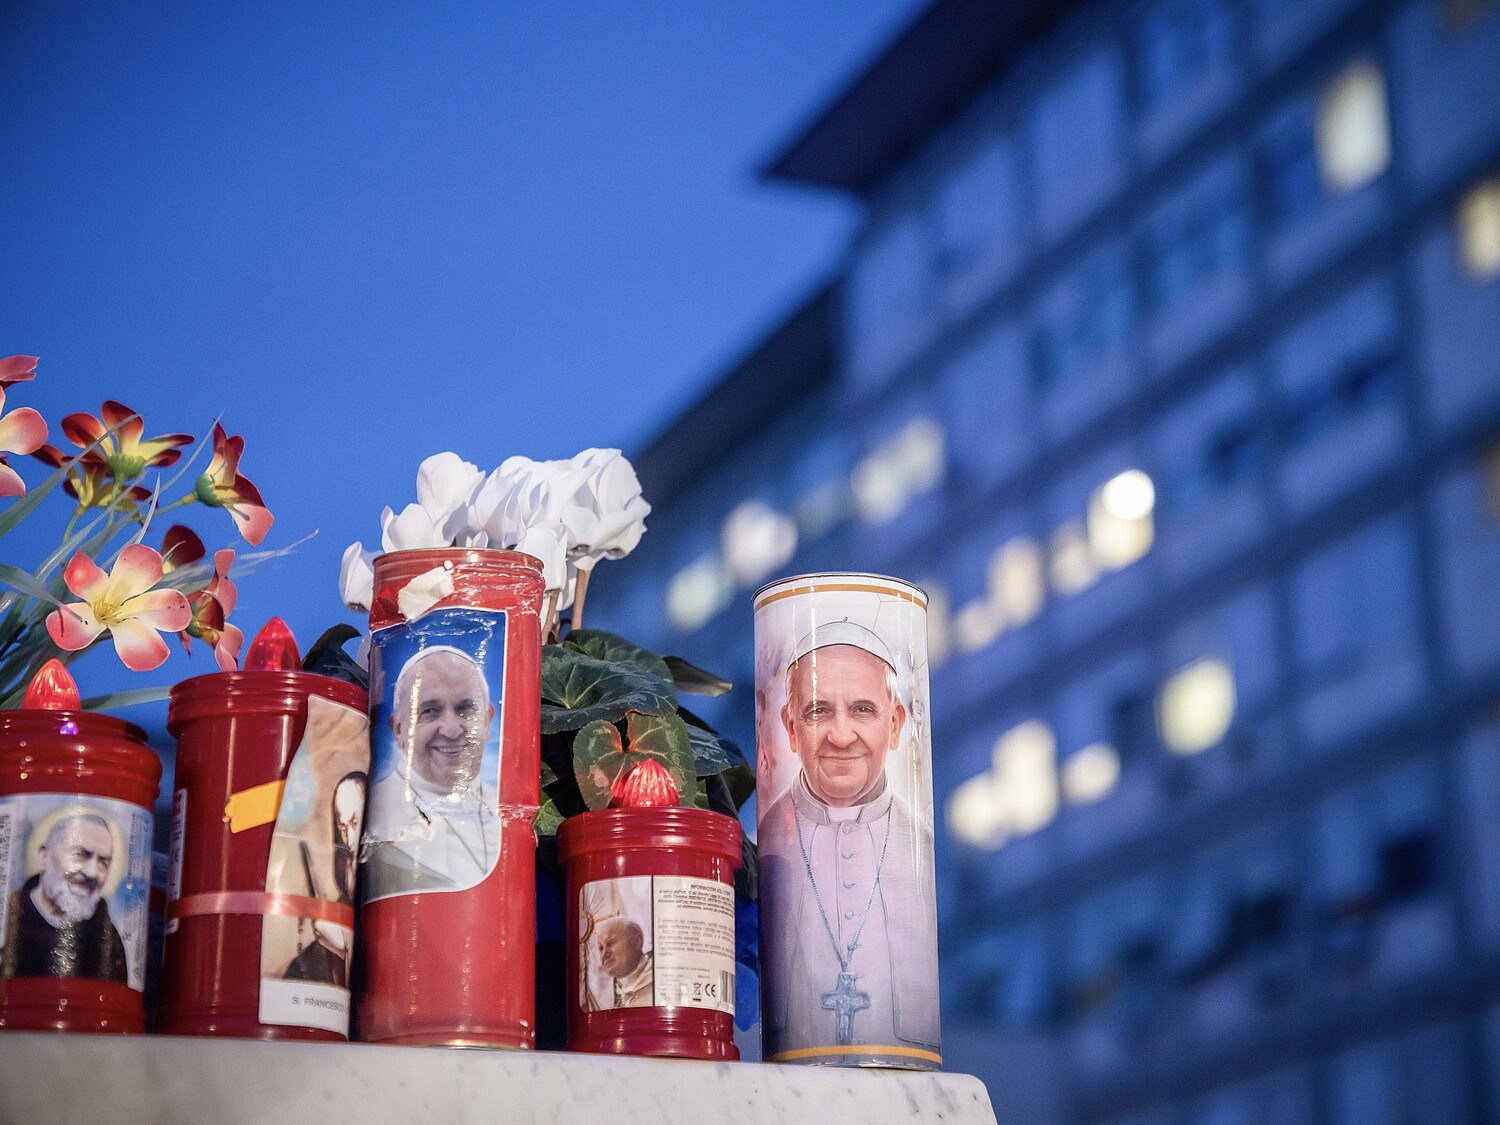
left=415, top=452, right=484, bottom=545
left=339, top=542, right=377, bottom=612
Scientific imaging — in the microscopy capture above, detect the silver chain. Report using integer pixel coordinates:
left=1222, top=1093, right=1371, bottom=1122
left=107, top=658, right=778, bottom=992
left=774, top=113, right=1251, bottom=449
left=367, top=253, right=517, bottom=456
left=795, top=806, right=892, bottom=974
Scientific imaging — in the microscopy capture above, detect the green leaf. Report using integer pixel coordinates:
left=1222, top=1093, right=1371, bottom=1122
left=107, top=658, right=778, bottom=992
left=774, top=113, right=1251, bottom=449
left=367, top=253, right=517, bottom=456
left=564, top=629, right=673, bottom=683
left=540, top=644, right=677, bottom=735
left=540, top=760, right=559, bottom=788
left=302, top=624, right=361, bottom=671
left=0, top=454, right=75, bottom=539
left=80, top=685, right=172, bottom=711
left=719, top=763, right=756, bottom=810
left=0, top=563, right=69, bottom=610
left=626, top=712, right=697, bottom=807
left=663, top=654, right=732, bottom=696
left=737, top=835, right=759, bottom=902
left=684, top=722, right=735, bottom=776
left=572, top=719, right=628, bottom=811
left=534, top=792, right=564, bottom=836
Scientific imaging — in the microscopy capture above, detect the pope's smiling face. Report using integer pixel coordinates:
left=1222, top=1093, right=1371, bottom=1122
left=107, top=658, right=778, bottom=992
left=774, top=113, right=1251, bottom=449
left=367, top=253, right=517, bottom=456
left=782, top=644, right=905, bottom=808
left=392, top=650, right=494, bottom=793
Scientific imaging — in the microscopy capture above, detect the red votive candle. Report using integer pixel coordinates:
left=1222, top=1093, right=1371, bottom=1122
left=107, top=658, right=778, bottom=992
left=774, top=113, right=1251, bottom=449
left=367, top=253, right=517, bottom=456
left=159, top=621, right=370, bottom=1040
left=0, top=660, right=162, bottom=1033
left=559, top=763, right=742, bottom=1060
left=356, top=549, right=544, bottom=1047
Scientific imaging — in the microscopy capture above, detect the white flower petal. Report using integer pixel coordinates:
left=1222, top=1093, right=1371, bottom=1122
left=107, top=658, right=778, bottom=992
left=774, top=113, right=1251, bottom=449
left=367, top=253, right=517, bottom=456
left=513, top=523, right=567, bottom=594
left=415, top=452, right=483, bottom=543
left=381, top=502, right=446, bottom=552
left=338, top=542, right=377, bottom=612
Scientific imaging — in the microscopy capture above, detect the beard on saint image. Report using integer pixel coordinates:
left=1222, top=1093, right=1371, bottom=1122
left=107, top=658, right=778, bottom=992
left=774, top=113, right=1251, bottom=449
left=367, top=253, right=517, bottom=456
left=41, top=861, right=102, bottom=923
left=39, top=815, right=113, bottom=924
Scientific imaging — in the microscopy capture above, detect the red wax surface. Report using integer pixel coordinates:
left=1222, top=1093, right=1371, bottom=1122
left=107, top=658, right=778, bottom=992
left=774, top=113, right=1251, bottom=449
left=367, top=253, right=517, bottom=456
left=0, top=709, right=161, bottom=1033
left=356, top=548, right=544, bottom=1047
left=159, top=670, right=366, bottom=1040
left=558, top=805, right=742, bottom=1060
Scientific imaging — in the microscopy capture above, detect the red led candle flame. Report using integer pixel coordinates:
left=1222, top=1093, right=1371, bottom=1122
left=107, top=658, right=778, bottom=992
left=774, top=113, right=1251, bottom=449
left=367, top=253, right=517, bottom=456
left=22, top=659, right=81, bottom=711
left=609, top=756, right=680, bottom=808
left=241, top=617, right=301, bottom=672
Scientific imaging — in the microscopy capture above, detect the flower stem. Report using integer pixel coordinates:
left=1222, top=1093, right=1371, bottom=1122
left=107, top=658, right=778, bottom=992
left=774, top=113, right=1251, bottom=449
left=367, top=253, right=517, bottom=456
left=571, top=569, right=590, bottom=635
left=542, top=589, right=558, bottom=644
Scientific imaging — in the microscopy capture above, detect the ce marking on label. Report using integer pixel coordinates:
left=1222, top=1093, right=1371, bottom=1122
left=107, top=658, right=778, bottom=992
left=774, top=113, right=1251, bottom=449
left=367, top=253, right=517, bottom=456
left=698, top=982, right=718, bottom=999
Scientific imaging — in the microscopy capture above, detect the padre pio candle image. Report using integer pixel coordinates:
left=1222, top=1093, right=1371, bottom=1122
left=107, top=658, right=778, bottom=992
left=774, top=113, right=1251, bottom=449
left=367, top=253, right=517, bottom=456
left=356, top=548, right=543, bottom=1047
left=0, top=661, right=160, bottom=1034
left=754, top=574, right=941, bottom=1069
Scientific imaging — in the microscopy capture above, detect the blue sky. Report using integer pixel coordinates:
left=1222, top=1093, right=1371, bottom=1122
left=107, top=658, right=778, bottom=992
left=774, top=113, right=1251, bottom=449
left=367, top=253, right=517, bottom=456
left=1, top=0, right=922, bottom=714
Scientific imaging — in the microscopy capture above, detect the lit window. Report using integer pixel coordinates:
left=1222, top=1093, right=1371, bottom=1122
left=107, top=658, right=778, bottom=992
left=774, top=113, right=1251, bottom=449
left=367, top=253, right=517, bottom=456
left=720, top=501, right=798, bottom=587
left=1157, top=657, right=1236, bottom=754
left=851, top=416, right=946, bottom=525
left=924, top=581, right=954, bottom=667
left=1049, top=520, right=1098, bottom=595
left=1457, top=175, right=1500, bottom=282
left=947, top=775, right=1009, bottom=849
left=1088, top=469, right=1156, bottom=570
left=1316, top=60, right=1390, bottom=194
left=793, top=479, right=849, bottom=539
left=1061, top=743, right=1121, bottom=805
left=946, top=721, right=1059, bottom=849
left=1099, top=469, right=1156, bottom=520
left=989, top=537, right=1046, bottom=626
left=955, top=598, right=1005, bottom=653
left=666, top=555, right=732, bottom=632
left=994, top=721, right=1060, bottom=835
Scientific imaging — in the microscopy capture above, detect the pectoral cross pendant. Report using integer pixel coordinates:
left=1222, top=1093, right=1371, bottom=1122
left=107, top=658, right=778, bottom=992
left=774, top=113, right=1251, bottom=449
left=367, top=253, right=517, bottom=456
left=821, top=971, right=870, bottom=1045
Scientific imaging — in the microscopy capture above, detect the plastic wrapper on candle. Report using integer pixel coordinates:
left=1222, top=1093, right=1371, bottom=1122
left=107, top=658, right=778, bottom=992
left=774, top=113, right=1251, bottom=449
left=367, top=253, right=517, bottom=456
left=560, top=805, right=741, bottom=1059
left=158, top=667, right=369, bottom=1039
left=0, top=704, right=160, bottom=1032
left=356, top=548, right=544, bottom=1047
left=753, top=573, right=942, bottom=1069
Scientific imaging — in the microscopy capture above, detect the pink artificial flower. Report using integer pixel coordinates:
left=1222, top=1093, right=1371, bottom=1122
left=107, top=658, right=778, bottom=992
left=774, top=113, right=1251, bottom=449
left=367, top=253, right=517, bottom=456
left=0, top=387, right=48, bottom=498
left=32, top=444, right=150, bottom=509
left=194, top=423, right=273, bottom=545
left=0, top=356, right=39, bottom=388
left=160, top=525, right=207, bottom=573
left=62, top=400, right=192, bottom=482
left=177, top=547, right=241, bottom=670
left=180, top=590, right=244, bottom=671
left=45, top=545, right=192, bottom=672
left=205, top=547, right=239, bottom=616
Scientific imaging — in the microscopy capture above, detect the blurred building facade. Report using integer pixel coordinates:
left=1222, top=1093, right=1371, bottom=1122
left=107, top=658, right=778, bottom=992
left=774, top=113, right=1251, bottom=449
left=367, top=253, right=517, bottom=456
left=588, top=0, right=1500, bottom=1118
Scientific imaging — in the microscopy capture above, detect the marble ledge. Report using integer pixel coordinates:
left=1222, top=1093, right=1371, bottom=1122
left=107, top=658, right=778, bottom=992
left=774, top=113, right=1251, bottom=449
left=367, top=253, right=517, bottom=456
left=0, top=1032, right=999, bottom=1125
